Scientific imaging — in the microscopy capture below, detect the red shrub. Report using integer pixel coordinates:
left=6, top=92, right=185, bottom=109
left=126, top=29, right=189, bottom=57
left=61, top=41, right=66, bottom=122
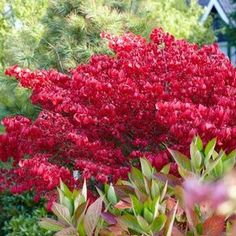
left=1, top=28, right=236, bottom=195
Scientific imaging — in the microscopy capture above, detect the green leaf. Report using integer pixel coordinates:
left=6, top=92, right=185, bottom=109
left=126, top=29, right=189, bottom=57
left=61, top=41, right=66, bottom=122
left=129, top=167, right=145, bottom=191
left=196, top=223, right=203, bottom=235
left=77, top=223, right=86, bottom=236
left=140, top=158, right=153, bottom=179
left=74, top=195, right=86, bottom=213
left=190, top=140, right=202, bottom=171
left=137, top=215, right=149, bottom=231
left=60, top=180, right=72, bottom=198
left=73, top=202, right=87, bottom=224
left=130, top=195, right=143, bottom=215
left=223, top=158, right=235, bottom=174
left=107, top=185, right=117, bottom=204
left=143, top=176, right=151, bottom=196
left=150, top=214, right=167, bottom=233
left=58, top=187, right=65, bottom=205
left=39, top=218, right=65, bottom=231
left=81, top=179, right=87, bottom=200
left=204, top=138, right=217, bottom=162
left=0, top=158, right=13, bottom=170
left=52, top=202, right=72, bottom=225
left=203, top=150, right=225, bottom=179
left=178, top=166, right=195, bottom=179
left=212, top=159, right=223, bottom=178
left=153, top=196, right=160, bottom=219
left=72, top=189, right=79, bottom=199
left=168, top=149, right=191, bottom=171
left=84, top=197, right=103, bottom=236
left=143, top=207, right=154, bottom=224
left=222, top=149, right=236, bottom=173
left=151, top=180, right=160, bottom=199
left=195, top=135, right=203, bottom=151
left=160, top=163, right=171, bottom=174
left=61, top=193, right=74, bottom=216
left=160, top=181, right=168, bottom=202
left=223, top=149, right=236, bottom=161
left=118, top=214, right=143, bottom=233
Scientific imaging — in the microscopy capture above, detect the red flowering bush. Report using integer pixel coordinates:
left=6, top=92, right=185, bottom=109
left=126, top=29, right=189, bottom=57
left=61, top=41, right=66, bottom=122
left=1, top=28, right=236, bottom=197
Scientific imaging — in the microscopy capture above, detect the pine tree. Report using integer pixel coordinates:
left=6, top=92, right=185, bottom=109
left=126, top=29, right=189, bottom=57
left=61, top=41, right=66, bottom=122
left=34, top=0, right=215, bottom=72
left=0, top=0, right=46, bottom=129
left=0, top=0, right=48, bottom=69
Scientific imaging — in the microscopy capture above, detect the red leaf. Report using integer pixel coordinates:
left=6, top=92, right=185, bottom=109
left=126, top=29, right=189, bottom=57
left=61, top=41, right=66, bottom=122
left=202, top=215, right=225, bottom=236
left=115, top=199, right=131, bottom=209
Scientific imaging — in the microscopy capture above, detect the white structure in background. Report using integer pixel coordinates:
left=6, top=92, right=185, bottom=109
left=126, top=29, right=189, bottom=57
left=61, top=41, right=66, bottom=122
left=198, top=0, right=236, bottom=64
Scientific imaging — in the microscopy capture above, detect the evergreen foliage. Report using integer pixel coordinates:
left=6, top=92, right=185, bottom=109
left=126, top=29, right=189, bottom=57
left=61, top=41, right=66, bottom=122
left=0, top=191, right=52, bottom=235
left=0, top=0, right=48, bottom=69
left=35, top=0, right=215, bottom=72
left=0, top=0, right=46, bottom=124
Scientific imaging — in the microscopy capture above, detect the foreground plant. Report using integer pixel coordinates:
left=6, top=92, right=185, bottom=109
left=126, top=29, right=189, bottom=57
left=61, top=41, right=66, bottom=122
left=39, top=155, right=236, bottom=236
left=98, top=158, right=179, bottom=235
left=39, top=181, right=103, bottom=236
left=169, top=136, right=236, bottom=181
left=182, top=170, right=236, bottom=236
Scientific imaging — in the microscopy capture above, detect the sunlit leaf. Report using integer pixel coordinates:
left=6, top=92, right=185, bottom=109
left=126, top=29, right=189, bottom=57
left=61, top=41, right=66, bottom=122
left=73, top=202, right=87, bottom=224
left=130, top=195, right=143, bottom=215
left=137, top=215, right=149, bottom=231
left=39, top=218, right=65, bottom=231
left=160, top=163, right=171, bottom=174
left=204, top=138, right=217, bottom=162
left=60, top=180, right=72, bottom=198
left=168, top=149, right=191, bottom=171
left=143, top=207, right=153, bottom=224
left=84, top=197, right=103, bottom=236
left=52, top=202, right=71, bottom=225
left=107, top=184, right=118, bottom=204
left=82, top=179, right=87, bottom=200
left=150, top=214, right=167, bottom=233
left=118, top=214, right=143, bottom=233
left=140, top=158, right=153, bottom=179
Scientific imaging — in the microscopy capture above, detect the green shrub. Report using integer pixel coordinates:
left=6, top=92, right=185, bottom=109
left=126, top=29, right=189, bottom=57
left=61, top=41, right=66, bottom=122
left=0, top=191, right=52, bottom=236
left=3, top=207, right=53, bottom=236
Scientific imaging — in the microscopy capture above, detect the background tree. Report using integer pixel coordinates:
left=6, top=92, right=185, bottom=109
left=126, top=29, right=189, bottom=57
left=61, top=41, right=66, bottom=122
left=34, top=0, right=215, bottom=72
left=0, top=0, right=48, bottom=69
left=0, top=0, right=46, bottom=129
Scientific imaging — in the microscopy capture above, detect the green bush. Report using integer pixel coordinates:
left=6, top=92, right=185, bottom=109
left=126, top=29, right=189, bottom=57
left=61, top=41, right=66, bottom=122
left=0, top=191, right=52, bottom=236
left=3, top=208, right=53, bottom=236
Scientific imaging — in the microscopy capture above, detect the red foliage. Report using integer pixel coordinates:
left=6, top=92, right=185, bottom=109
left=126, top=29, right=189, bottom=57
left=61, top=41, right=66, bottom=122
left=1, top=28, right=236, bottom=196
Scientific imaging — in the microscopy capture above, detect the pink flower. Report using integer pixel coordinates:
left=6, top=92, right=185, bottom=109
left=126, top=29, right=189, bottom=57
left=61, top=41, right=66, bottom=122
left=183, top=178, right=227, bottom=209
